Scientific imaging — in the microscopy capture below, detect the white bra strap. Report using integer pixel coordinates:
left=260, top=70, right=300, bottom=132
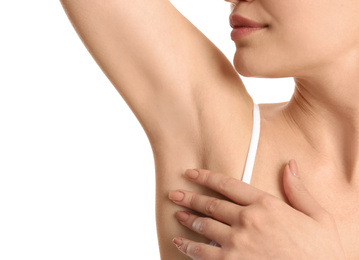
left=242, top=103, right=261, bottom=184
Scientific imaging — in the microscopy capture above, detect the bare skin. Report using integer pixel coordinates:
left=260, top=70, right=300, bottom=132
left=59, top=0, right=359, bottom=259
left=169, top=164, right=346, bottom=259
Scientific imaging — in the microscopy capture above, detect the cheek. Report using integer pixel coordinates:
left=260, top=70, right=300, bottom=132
left=274, top=1, right=359, bottom=67
left=274, top=17, right=356, bottom=75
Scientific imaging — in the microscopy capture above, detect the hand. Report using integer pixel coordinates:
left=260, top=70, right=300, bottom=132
left=168, top=160, right=346, bottom=260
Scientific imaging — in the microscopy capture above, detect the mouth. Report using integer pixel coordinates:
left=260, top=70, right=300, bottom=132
left=229, top=14, right=268, bottom=29
left=229, top=14, right=268, bottom=41
left=230, top=27, right=266, bottom=41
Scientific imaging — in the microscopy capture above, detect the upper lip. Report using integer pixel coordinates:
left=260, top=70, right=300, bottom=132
left=229, top=14, right=268, bottom=29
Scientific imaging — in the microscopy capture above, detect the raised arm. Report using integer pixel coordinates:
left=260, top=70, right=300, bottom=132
left=60, top=0, right=253, bottom=258
left=59, top=0, right=250, bottom=144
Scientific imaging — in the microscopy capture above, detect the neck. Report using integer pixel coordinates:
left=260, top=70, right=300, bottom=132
left=282, top=50, right=359, bottom=183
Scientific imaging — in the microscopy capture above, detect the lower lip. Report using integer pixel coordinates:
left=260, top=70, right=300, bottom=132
left=231, top=27, right=266, bottom=41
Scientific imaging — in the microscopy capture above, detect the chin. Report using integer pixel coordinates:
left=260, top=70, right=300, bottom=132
left=233, top=53, right=291, bottom=79
left=233, top=51, right=265, bottom=77
left=234, top=61, right=271, bottom=78
left=234, top=62, right=257, bottom=77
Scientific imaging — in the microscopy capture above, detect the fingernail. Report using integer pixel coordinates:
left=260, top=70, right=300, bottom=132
left=185, top=169, right=199, bottom=179
left=176, top=211, right=190, bottom=222
left=169, top=191, right=185, bottom=202
left=289, top=159, right=299, bottom=178
left=172, top=237, right=183, bottom=249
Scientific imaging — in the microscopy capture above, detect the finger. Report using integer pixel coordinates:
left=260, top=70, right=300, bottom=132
left=175, top=211, right=231, bottom=246
left=169, top=190, right=240, bottom=224
left=283, top=159, right=329, bottom=222
left=173, top=237, right=222, bottom=260
left=184, top=169, right=267, bottom=205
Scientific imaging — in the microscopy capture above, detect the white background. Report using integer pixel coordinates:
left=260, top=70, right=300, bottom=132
left=0, top=1, right=294, bottom=259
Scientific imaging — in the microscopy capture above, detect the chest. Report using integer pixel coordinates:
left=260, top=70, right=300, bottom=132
left=173, top=101, right=359, bottom=258
left=249, top=127, right=359, bottom=259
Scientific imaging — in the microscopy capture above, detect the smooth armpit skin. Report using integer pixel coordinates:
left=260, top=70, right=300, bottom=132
left=59, top=0, right=249, bottom=141
left=59, top=1, right=253, bottom=259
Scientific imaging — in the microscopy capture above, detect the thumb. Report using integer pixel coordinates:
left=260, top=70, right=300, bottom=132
left=283, top=159, right=326, bottom=222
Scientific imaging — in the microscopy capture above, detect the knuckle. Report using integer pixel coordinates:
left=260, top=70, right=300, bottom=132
left=205, top=198, right=219, bottom=216
left=188, top=193, right=197, bottom=208
left=187, top=243, right=203, bottom=258
left=198, top=169, right=211, bottom=180
left=200, top=169, right=212, bottom=177
left=238, top=209, right=253, bottom=226
left=238, top=208, right=262, bottom=228
left=180, top=240, right=189, bottom=254
left=192, top=218, right=208, bottom=234
left=202, top=172, right=212, bottom=188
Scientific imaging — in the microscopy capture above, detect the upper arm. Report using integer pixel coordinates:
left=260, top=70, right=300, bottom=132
left=59, top=0, right=252, bottom=145
left=60, top=2, right=254, bottom=258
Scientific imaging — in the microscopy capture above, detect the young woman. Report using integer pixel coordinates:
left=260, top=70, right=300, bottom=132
left=60, top=0, right=358, bottom=259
